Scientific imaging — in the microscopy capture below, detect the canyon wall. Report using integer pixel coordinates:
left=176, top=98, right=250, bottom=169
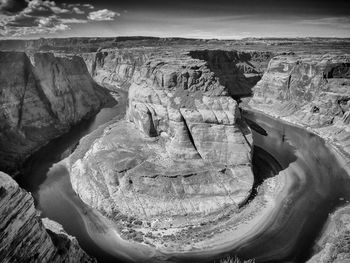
left=247, top=53, right=350, bottom=262
left=82, top=49, right=150, bottom=90
left=248, top=54, right=350, bottom=154
left=0, top=51, right=111, bottom=174
left=82, top=49, right=271, bottom=95
left=0, top=171, right=95, bottom=263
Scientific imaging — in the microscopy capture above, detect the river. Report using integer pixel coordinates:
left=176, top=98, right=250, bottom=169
left=16, top=95, right=350, bottom=263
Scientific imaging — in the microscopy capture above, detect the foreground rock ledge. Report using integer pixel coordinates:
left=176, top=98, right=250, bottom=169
left=68, top=51, right=255, bottom=248
left=0, top=172, right=95, bottom=263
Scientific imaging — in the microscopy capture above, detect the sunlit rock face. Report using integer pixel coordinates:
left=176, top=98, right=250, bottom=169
left=82, top=49, right=150, bottom=91
left=248, top=54, right=350, bottom=155
left=0, top=51, right=111, bottom=174
left=247, top=54, right=350, bottom=262
left=69, top=51, right=256, bottom=243
left=0, top=172, right=95, bottom=263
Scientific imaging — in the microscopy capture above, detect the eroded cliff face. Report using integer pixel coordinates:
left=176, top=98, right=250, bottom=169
left=0, top=172, right=95, bottom=263
left=68, top=50, right=258, bottom=248
left=247, top=54, right=350, bottom=262
left=82, top=49, right=271, bottom=96
left=82, top=49, right=150, bottom=90
left=248, top=54, right=350, bottom=155
left=0, top=51, right=111, bottom=174
left=188, top=50, right=272, bottom=97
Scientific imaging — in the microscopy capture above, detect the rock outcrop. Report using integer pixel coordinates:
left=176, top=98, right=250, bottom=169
left=82, top=49, right=271, bottom=95
left=247, top=53, right=350, bottom=262
left=188, top=50, right=271, bottom=97
left=0, top=171, right=95, bottom=263
left=0, top=51, right=111, bottom=174
left=82, top=49, right=149, bottom=90
left=308, top=205, right=350, bottom=263
left=68, top=51, right=255, bottom=248
left=248, top=54, right=350, bottom=156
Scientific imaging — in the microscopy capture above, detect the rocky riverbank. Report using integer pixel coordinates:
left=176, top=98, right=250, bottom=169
left=246, top=53, right=350, bottom=262
left=0, top=172, right=96, bottom=263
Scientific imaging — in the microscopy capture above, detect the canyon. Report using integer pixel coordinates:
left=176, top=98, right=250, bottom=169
left=0, top=37, right=349, bottom=263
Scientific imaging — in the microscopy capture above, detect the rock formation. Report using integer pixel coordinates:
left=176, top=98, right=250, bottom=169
left=247, top=53, right=350, bottom=262
left=0, top=51, right=111, bottom=174
left=247, top=54, right=350, bottom=155
left=188, top=50, right=271, bottom=97
left=0, top=171, right=95, bottom=263
left=81, top=49, right=271, bottom=95
left=68, top=51, right=258, bottom=248
left=308, top=205, right=350, bottom=263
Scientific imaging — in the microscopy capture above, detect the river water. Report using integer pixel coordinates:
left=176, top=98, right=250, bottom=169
left=16, top=97, right=350, bottom=263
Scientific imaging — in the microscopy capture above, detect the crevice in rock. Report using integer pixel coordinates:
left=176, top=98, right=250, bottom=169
left=17, top=54, right=31, bottom=129
left=180, top=110, right=203, bottom=159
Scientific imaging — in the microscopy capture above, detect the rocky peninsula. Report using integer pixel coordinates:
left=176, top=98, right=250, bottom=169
left=0, top=37, right=350, bottom=263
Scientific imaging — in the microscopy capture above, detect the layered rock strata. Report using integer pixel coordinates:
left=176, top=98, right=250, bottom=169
left=0, top=51, right=111, bottom=174
left=68, top=51, right=254, bottom=247
left=247, top=54, right=350, bottom=262
left=188, top=50, right=272, bottom=97
left=0, top=172, right=95, bottom=263
left=247, top=54, right=350, bottom=156
left=82, top=49, right=271, bottom=96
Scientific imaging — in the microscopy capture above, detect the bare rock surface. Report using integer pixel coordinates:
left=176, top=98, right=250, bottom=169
left=308, top=205, right=350, bottom=263
left=0, top=172, right=95, bottom=263
left=0, top=51, right=111, bottom=174
left=82, top=49, right=270, bottom=96
left=247, top=53, right=350, bottom=262
left=68, top=51, right=254, bottom=247
left=247, top=54, right=350, bottom=156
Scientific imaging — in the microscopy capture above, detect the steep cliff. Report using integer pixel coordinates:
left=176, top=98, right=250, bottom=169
left=247, top=53, right=350, bottom=262
left=82, top=49, right=150, bottom=90
left=0, top=172, right=95, bottom=263
left=188, top=50, right=272, bottom=97
left=82, top=49, right=271, bottom=95
left=68, top=50, right=255, bottom=248
left=0, top=51, right=111, bottom=174
left=248, top=54, right=350, bottom=156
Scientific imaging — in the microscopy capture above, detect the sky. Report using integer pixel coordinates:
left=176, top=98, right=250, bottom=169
left=0, top=0, right=349, bottom=39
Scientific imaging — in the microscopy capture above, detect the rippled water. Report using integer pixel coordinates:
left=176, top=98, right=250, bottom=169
left=16, top=98, right=128, bottom=263
left=241, top=110, right=350, bottom=262
left=16, top=102, right=350, bottom=263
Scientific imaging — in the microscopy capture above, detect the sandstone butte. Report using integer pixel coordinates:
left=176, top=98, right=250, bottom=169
left=0, top=37, right=350, bottom=263
left=68, top=50, right=270, bottom=249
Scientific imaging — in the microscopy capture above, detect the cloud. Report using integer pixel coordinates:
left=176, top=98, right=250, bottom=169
left=73, top=7, right=84, bottom=14
left=83, top=4, right=93, bottom=10
left=0, top=0, right=119, bottom=37
left=88, top=9, right=119, bottom=21
left=0, top=0, right=27, bottom=13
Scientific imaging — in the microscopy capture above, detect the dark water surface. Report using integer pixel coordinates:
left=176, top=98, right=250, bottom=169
left=241, top=110, right=350, bottom=263
left=16, top=101, right=350, bottom=263
left=17, top=95, right=128, bottom=263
